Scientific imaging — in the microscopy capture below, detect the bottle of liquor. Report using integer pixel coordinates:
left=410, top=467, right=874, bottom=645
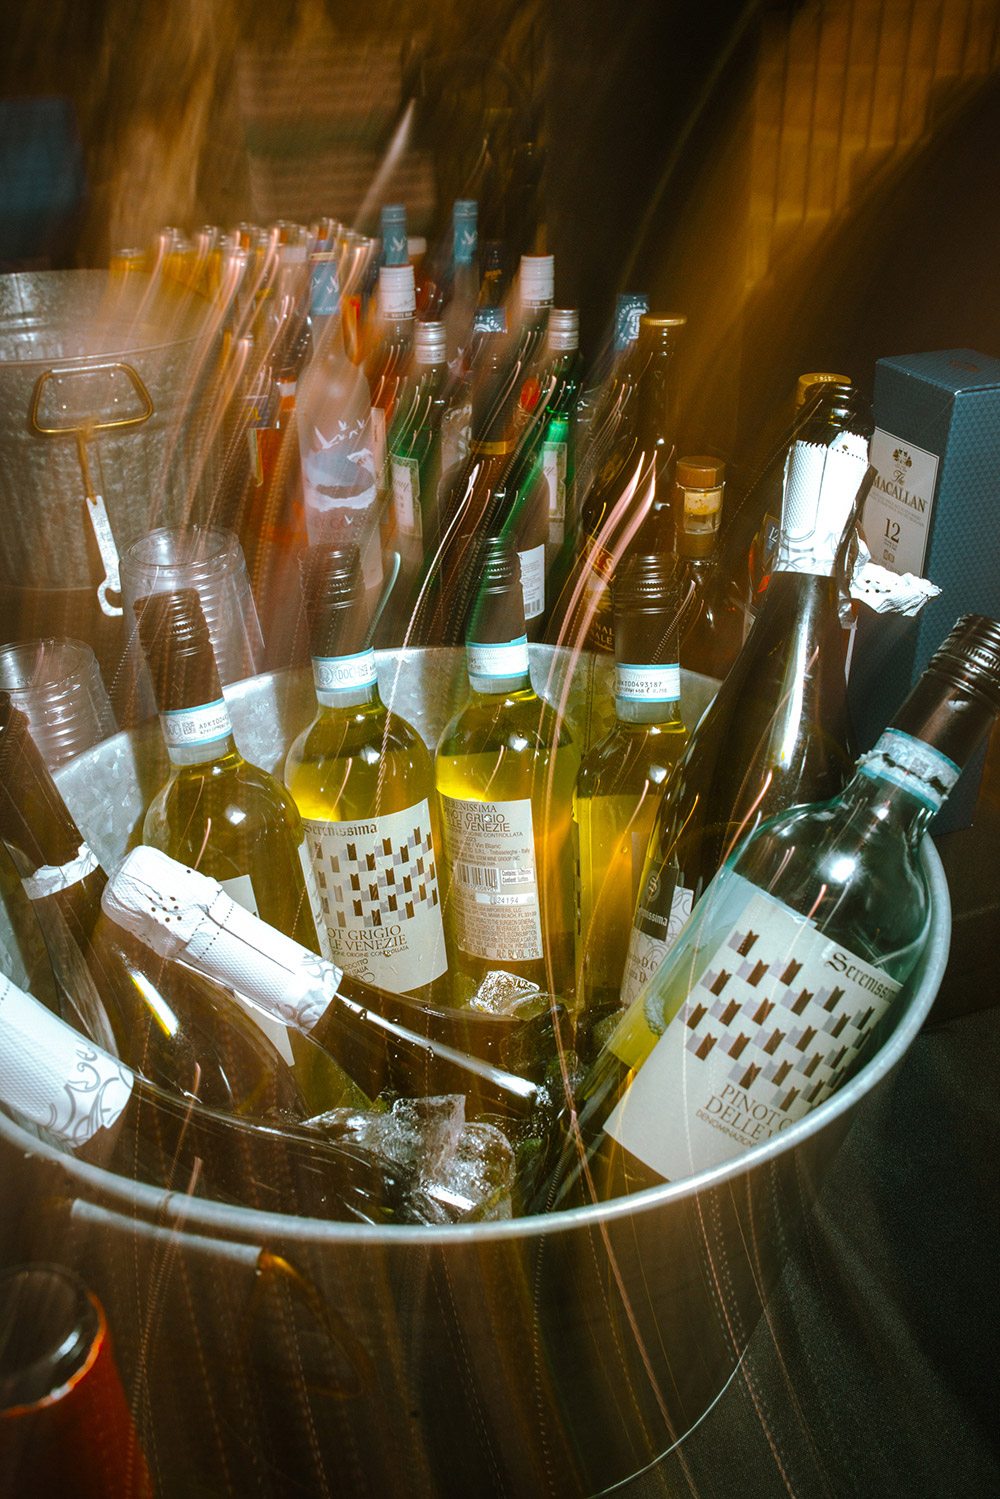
left=511, top=253, right=554, bottom=374
left=365, top=262, right=417, bottom=492
left=386, top=319, right=452, bottom=587
left=434, top=536, right=579, bottom=997
left=0, top=693, right=315, bottom=1119
left=134, top=587, right=343, bottom=1093
left=437, top=303, right=508, bottom=487
left=0, top=1265, right=153, bottom=1498
left=102, top=845, right=546, bottom=1123
left=575, top=292, right=648, bottom=496
left=284, top=543, right=451, bottom=1004
left=443, top=198, right=479, bottom=373
left=621, top=429, right=873, bottom=1008
left=574, top=554, right=688, bottom=1021
left=0, top=971, right=405, bottom=1223
left=380, top=202, right=409, bottom=268
left=538, top=614, right=1000, bottom=1206
left=571, top=314, right=686, bottom=654
left=674, top=456, right=743, bottom=680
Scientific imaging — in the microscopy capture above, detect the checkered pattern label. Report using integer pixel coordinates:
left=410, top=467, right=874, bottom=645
left=302, top=799, right=447, bottom=993
left=605, top=881, right=901, bottom=1180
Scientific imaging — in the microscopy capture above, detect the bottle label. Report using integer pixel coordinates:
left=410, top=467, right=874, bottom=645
left=866, top=429, right=940, bottom=577
left=439, top=796, right=544, bottom=962
left=391, top=455, right=422, bottom=538
left=217, top=874, right=297, bottom=1064
left=605, top=879, right=902, bottom=1180
left=542, top=440, right=567, bottom=521
left=467, top=636, right=530, bottom=687
left=312, top=649, right=378, bottom=704
left=519, top=544, right=546, bottom=621
left=22, top=843, right=101, bottom=900
left=309, top=254, right=340, bottom=316
left=370, top=406, right=387, bottom=482
left=619, top=883, right=694, bottom=1007
left=160, top=699, right=233, bottom=751
left=0, top=974, right=132, bottom=1147
left=302, top=800, right=448, bottom=992
left=615, top=663, right=681, bottom=705
left=858, top=728, right=959, bottom=812
left=775, top=437, right=869, bottom=576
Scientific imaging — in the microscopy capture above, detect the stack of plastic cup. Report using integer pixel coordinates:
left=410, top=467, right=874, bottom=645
left=0, top=638, right=117, bottom=769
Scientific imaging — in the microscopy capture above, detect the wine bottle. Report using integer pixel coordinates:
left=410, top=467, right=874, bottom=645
left=434, top=536, right=579, bottom=997
left=385, top=319, right=452, bottom=586
left=674, top=455, right=743, bottom=680
left=0, top=1265, right=153, bottom=1498
left=0, top=693, right=314, bottom=1119
left=511, top=253, right=554, bottom=375
left=102, top=845, right=545, bottom=1123
left=443, top=198, right=479, bottom=373
left=575, top=292, right=648, bottom=492
left=566, top=314, right=686, bottom=654
left=365, top=262, right=416, bottom=493
left=0, top=972, right=404, bottom=1223
left=436, top=303, right=508, bottom=509
left=574, top=554, right=689, bottom=1021
left=537, top=614, right=1000, bottom=1207
left=284, top=543, right=451, bottom=1003
left=620, top=438, right=874, bottom=1009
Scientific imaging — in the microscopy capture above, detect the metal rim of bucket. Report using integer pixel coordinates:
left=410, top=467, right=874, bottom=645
left=0, top=844, right=949, bottom=1247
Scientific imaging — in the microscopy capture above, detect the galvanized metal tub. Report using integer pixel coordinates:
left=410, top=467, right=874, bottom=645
left=0, top=649, right=951, bottom=1498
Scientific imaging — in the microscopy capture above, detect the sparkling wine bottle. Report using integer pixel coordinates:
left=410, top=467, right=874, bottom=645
left=102, top=845, right=545, bottom=1124
left=434, top=536, right=579, bottom=997
left=574, top=554, right=688, bottom=1022
left=0, top=693, right=312, bottom=1119
left=0, top=972, right=405, bottom=1223
left=620, top=433, right=873, bottom=1008
left=385, top=319, right=452, bottom=588
left=536, top=614, right=1000, bottom=1208
left=284, top=543, right=451, bottom=1003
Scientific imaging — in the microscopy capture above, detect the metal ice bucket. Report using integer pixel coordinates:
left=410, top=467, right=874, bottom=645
left=0, top=649, right=951, bottom=1498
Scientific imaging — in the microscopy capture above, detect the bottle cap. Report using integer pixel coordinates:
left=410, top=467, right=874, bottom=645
left=299, top=543, right=370, bottom=658
left=454, top=199, right=477, bottom=222
left=675, top=454, right=725, bottom=488
left=927, top=614, right=1000, bottom=711
left=415, top=320, right=447, bottom=365
left=639, top=313, right=687, bottom=330
left=135, top=590, right=221, bottom=713
left=547, top=308, right=579, bottom=352
left=453, top=200, right=478, bottom=265
left=519, top=254, right=554, bottom=306
left=795, top=371, right=852, bottom=408
left=377, top=263, right=416, bottom=318
left=380, top=204, right=408, bottom=267
left=467, top=535, right=526, bottom=645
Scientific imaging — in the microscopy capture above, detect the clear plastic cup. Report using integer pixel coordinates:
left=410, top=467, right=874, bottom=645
left=0, top=638, right=117, bottom=769
left=119, top=526, right=266, bottom=722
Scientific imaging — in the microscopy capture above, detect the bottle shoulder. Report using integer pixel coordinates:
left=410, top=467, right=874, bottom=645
left=576, top=720, right=688, bottom=798
left=437, top=688, right=577, bottom=759
left=145, top=753, right=302, bottom=835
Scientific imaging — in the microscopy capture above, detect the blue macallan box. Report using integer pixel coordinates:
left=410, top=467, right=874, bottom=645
left=851, top=348, right=1000, bottom=833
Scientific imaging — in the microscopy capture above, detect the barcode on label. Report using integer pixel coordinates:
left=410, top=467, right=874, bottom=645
left=523, top=593, right=544, bottom=619
left=455, top=862, right=502, bottom=891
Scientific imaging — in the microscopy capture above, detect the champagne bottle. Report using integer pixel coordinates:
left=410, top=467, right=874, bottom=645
left=0, top=972, right=404, bottom=1223
left=0, top=1265, right=153, bottom=1498
left=574, top=554, right=689, bottom=1021
left=568, top=314, right=686, bottom=654
left=674, top=455, right=743, bottom=680
left=538, top=614, right=1000, bottom=1207
left=0, top=693, right=311, bottom=1119
left=284, top=543, right=451, bottom=1004
left=621, top=435, right=873, bottom=1008
left=102, top=845, right=545, bottom=1123
left=434, top=536, right=579, bottom=997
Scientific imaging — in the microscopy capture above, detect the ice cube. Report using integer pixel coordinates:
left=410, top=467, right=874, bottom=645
left=452, top=968, right=541, bottom=1016
left=421, top=1122, right=515, bottom=1222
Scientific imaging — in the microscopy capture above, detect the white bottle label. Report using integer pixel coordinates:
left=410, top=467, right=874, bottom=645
left=542, top=440, right=567, bottom=521
left=775, top=437, right=869, bottom=576
left=302, top=800, right=447, bottom=993
left=370, top=405, right=387, bottom=482
left=858, top=728, right=959, bottom=812
left=217, top=873, right=297, bottom=1064
left=0, top=975, right=132, bottom=1147
left=312, top=650, right=378, bottom=705
left=865, top=429, right=940, bottom=576
left=519, top=543, right=546, bottom=621
left=160, top=698, right=232, bottom=751
left=22, top=843, right=101, bottom=900
left=466, top=636, right=530, bottom=687
left=614, top=663, right=681, bottom=704
left=439, top=796, right=544, bottom=962
left=619, top=884, right=694, bottom=1008
left=391, top=455, right=422, bottom=538
left=605, top=881, right=902, bottom=1180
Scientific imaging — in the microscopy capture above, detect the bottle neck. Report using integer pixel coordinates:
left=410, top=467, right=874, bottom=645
left=465, top=634, right=532, bottom=696
left=310, top=646, right=383, bottom=711
left=0, top=725, right=106, bottom=912
left=635, top=335, right=679, bottom=458
left=156, top=694, right=239, bottom=768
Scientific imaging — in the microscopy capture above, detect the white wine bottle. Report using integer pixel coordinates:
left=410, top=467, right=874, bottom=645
left=534, top=614, right=1000, bottom=1209
left=574, top=554, right=688, bottom=1022
left=284, top=543, right=450, bottom=1003
left=434, top=536, right=579, bottom=997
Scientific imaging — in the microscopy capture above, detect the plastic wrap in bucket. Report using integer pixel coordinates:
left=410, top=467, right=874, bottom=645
left=0, top=651, right=951, bottom=1498
left=0, top=270, right=223, bottom=696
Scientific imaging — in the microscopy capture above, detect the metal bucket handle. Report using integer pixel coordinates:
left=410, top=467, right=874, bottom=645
left=29, top=362, right=155, bottom=618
